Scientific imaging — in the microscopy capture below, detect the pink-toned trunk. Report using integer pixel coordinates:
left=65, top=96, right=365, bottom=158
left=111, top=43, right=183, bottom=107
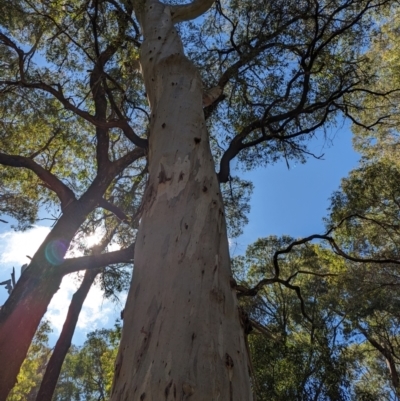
left=111, top=2, right=252, bottom=400
left=0, top=262, right=62, bottom=401
left=0, top=200, right=94, bottom=400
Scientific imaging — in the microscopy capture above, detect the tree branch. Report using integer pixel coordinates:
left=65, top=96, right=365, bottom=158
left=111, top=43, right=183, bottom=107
left=170, top=0, right=215, bottom=23
left=60, top=243, right=135, bottom=275
left=249, top=318, right=278, bottom=341
left=0, top=152, right=76, bottom=210
left=98, top=198, right=128, bottom=221
left=0, top=80, right=148, bottom=149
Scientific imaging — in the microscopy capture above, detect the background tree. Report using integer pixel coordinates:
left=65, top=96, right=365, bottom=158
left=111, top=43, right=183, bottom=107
left=6, top=320, right=52, bottom=401
left=325, top=8, right=400, bottom=394
left=233, top=234, right=400, bottom=400
left=4, top=322, right=122, bottom=401
left=53, top=325, right=121, bottom=401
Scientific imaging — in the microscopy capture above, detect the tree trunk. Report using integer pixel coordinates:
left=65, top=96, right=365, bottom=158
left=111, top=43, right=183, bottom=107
left=0, top=262, right=62, bottom=401
left=111, top=2, right=252, bottom=400
left=0, top=200, right=93, bottom=400
left=35, top=268, right=99, bottom=401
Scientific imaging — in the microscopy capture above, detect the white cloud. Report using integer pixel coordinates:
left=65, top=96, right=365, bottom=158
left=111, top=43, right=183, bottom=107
left=45, top=273, right=120, bottom=335
left=76, top=281, right=114, bottom=330
left=44, top=274, right=79, bottom=333
left=0, top=225, right=51, bottom=267
left=0, top=225, right=125, bottom=340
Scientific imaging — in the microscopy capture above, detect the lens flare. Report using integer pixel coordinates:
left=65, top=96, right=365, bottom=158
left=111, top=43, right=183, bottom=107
left=45, top=239, right=68, bottom=265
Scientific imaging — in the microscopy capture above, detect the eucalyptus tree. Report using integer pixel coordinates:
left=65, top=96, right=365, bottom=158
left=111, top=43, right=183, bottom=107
left=6, top=321, right=52, bottom=401
left=34, top=217, right=132, bottom=401
left=326, top=12, right=400, bottom=389
left=327, top=156, right=400, bottom=398
left=233, top=234, right=400, bottom=400
left=52, top=326, right=121, bottom=401
left=346, top=9, right=400, bottom=163
left=0, top=0, right=392, bottom=399
left=232, top=237, right=354, bottom=401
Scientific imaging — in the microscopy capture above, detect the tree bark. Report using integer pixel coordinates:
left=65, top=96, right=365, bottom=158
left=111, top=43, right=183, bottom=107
left=35, top=268, right=99, bottom=401
left=111, top=2, right=252, bottom=400
left=0, top=199, right=95, bottom=400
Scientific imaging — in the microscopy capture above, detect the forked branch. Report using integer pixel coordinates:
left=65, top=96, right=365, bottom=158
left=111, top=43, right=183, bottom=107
left=98, top=198, right=129, bottom=221
left=0, top=152, right=76, bottom=210
left=170, top=0, right=215, bottom=23
left=235, top=214, right=400, bottom=324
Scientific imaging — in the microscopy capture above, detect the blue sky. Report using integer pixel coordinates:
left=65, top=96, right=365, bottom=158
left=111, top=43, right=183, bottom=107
left=0, top=121, right=359, bottom=344
left=232, top=121, right=359, bottom=255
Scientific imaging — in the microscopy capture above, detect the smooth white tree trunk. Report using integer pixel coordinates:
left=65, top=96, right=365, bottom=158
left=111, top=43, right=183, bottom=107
left=111, top=2, right=252, bottom=400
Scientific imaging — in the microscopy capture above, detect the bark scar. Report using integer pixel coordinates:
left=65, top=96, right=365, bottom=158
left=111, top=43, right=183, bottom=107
left=158, top=163, right=172, bottom=184
left=164, top=379, right=173, bottom=399
left=225, top=353, right=234, bottom=400
left=182, top=382, right=195, bottom=397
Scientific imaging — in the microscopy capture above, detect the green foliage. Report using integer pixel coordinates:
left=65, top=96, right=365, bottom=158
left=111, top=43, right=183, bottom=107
left=221, top=176, right=253, bottom=238
left=235, top=238, right=353, bottom=400
left=325, top=11, right=400, bottom=396
left=7, top=320, right=52, bottom=401
left=348, top=9, right=400, bottom=163
left=0, top=191, right=37, bottom=230
left=235, top=235, right=400, bottom=400
left=185, top=0, right=389, bottom=176
left=53, top=324, right=121, bottom=401
left=5, top=320, right=121, bottom=401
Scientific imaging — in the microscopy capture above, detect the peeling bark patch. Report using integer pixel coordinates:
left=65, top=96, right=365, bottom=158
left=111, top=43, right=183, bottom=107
left=182, top=382, right=195, bottom=396
left=165, top=380, right=173, bottom=398
left=225, top=353, right=235, bottom=397
left=225, top=353, right=234, bottom=369
left=155, top=156, right=190, bottom=201
left=229, top=277, right=237, bottom=288
left=158, top=164, right=171, bottom=184
left=210, top=288, right=225, bottom=304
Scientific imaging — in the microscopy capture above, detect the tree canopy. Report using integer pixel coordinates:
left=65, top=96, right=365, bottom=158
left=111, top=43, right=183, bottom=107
left=1, top=0, right=400, bottom=400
